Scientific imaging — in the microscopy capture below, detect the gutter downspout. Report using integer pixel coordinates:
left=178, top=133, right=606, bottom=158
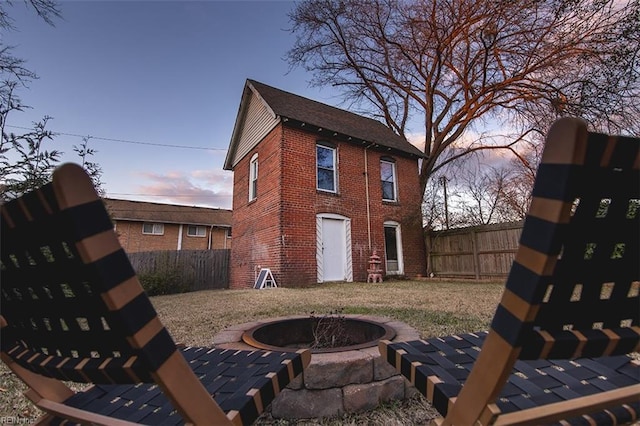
left=208, top=225, right=214, bottom=249
left=364, top=144, right=374, bottom=251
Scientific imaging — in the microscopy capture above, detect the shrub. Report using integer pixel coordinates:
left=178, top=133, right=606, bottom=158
left=309, top=308, right=353, bottom=349
left=138, top=268, right=190, bottom=296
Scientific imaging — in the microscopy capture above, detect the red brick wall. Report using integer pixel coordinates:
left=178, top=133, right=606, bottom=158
left=115, top=221, right=230, bottom=253
left=210, top=228, right=232, bottom=249
left=376, top=151, right=426, bottom=278
left=229, top=126, right=284, bottom=288
left=229, top=123, right=426, bottom=288
left=180, top=228, right=208, bottom=250
left=115, top=221, right=180, bottom=252
left=279, top=127, right=321, bottom=287
left=280, top=126, right=426, bottom=284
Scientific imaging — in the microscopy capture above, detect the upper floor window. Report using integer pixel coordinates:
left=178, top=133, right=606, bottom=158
left=249, top=153, right=258, bottom=201
left=317, top=143, right=337, bottom=192
left=187, top=225, right=206, bottom=237
left=381, top=158, right=397, bottom=201
left=142, top=222, right=164, bottom=235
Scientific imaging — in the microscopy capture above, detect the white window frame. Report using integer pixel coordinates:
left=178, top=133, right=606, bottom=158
left=142, top=222, right=164, bottom=235
left=249, top=153, right=258, bottom=201
left=187, top=225, right=206, bottom=237
left=381, top=159, right=398, bottom=202
left=316, top=144, right=337, bottom=193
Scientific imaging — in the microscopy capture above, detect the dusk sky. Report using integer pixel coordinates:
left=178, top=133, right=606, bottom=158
left=3, top=1, right=347, bottom=209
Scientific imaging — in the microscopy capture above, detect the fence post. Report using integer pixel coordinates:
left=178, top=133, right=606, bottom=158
left=471, top=230, right=480, bottom=280
left=427, top=221, right=523, bottom=280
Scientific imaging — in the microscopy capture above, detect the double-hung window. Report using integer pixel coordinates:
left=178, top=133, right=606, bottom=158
left=317, top=143, right=337, bottom=192
left=380, top=158, right=397, bottom=202
left=187, top=225, right=206, bottom=237
left=142, top=222, right=164, bottom=235
left=249, top=153, right=258, bottom=201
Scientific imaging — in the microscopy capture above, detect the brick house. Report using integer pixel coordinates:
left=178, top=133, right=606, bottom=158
left=224, top=80, right=426, bottom=288
left=105, top=198, right=232, bottom=253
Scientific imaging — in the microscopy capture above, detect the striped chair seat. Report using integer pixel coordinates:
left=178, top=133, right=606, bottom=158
left=1, top=163, right=310, bottom=425
left=380, top=118, right=639, bottom=425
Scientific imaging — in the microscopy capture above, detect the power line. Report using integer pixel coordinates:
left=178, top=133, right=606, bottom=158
left=108, top=193, right=232, bottom=198
left=5, top=125, right=228, bottom=151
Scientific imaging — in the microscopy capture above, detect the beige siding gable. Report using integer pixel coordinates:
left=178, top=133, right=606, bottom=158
left=228, top=89, right=280, bottom=169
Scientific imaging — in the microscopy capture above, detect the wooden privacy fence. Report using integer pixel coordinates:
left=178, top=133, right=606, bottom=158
left=427, top=221, right=523, bottom=280
left=127, top=249, right=230, bottom=291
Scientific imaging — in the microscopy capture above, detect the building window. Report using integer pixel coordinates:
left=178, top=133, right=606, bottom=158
left=317, top=143, right=337, bottom=192
left=142, top=223, right=164, bottom=235
left=249, top=153, right=258, bottom=201
left=380, top=159, right=397, bottom=201
left=187, top=225, right=206, bottom=237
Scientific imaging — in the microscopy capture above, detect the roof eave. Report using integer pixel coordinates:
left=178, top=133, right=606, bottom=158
left=281, top=117, right=426, bottom=159
left=223, top=85, right=250, bottom=170
left=114, top=217, right=232, bottom=227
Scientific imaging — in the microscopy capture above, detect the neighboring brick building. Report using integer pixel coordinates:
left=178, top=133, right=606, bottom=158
left=105, top=198, right=232, bottom=253
left=224, top=80, right=426, bottom=288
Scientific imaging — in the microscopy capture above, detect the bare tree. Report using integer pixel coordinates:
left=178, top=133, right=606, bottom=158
left=421, top=173, right=449, bottom=274
left=451, top=162, right=525, bottom=226
left=422, top=172, right=449, bottom=231
left=1, top=1, right=61, bottom=84
left=499, top=143, right=539, bottom=220
left=288, top=0, right=640, bottom=200
left=455, top=166, right=502, bottom=226
left=0, top=1, right=105, bottom=202
left=1, top=0, right=62, bottom=131
left=73, top=136, right=105, bottom=197
left=0, top=115, right=59, bottom=201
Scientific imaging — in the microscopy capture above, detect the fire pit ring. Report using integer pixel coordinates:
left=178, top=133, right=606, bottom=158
left=242, top=317, right=396, bottom=353
left=212, top=314, right=421, bottom=419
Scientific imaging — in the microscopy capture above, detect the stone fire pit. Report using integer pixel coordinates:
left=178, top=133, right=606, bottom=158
left=212, top=315, right=420, bottom=419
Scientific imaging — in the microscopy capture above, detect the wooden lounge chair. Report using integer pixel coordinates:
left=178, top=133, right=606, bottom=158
left=0, top=163, right=311, bottom=425
left=380, top=118, right=639, bottom=425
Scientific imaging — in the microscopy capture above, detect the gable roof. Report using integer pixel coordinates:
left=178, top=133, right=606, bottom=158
left=105, top=198, right=232, bottom=227
left=224, top=79, right=424, bottom=170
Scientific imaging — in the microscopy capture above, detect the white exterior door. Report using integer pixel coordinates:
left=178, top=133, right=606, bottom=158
left=384, top=221, right=404, bottom=275
left=322, top=218, right=346, bottom=281
left=317, top=214, right=353, bottom=282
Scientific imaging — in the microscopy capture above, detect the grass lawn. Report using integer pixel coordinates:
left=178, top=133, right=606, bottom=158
left=0, top=280, right=504, bottom=424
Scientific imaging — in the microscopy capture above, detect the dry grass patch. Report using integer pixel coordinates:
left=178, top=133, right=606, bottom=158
left=0, top=280, right=503, bottom=423
left=153, top=280, right=503, bottom=346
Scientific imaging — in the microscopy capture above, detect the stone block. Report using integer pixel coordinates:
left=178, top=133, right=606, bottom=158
left=404, top=379, right=421, bottom=398
left=378, top=376, right=406, bottom=402
left=363, top=315, right=394, bottom=324
left=342, top=383, right=379, bottom=412
left=357, top=345, right=380, bottom=359
left=343, top=376, right=405, bottom=413
left=271, top=387, right=343, bottom=419
left=222, top=321, right=262, bottom=332
left=373, top=353, right=399, bottom=381
left=304, top=350, right=373, bottom=389
left=211, top=330, right=244, bottom=345
left=286, top=373, right=304, bottom=390
left=388, top=321, right=421, bottom=341
left=215, top=341, right=255, bottom=351
left=394, top=331, right=421, bottom=342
